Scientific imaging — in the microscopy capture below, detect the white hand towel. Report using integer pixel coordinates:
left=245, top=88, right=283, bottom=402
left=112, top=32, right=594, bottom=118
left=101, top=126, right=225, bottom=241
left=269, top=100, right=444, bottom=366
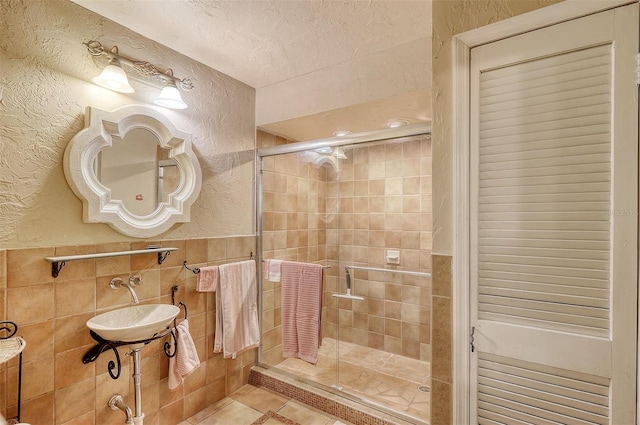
left=265, top=259, right=282, bottom=282
left=214, top=260, right=260, bottom=358
left=168, top=319, right=201, bottom=390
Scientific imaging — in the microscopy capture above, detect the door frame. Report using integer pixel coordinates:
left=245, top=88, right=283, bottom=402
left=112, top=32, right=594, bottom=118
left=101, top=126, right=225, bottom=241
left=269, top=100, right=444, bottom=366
left=451, top=0, right=637, bottom=423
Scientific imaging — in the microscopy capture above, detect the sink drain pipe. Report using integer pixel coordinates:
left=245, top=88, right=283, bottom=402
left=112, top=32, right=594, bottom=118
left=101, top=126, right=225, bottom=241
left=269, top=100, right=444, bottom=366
left=131, top=347, right=145, bottom=424
left=108, top=395, right=133, bottom=424
left=108, top=346, right=145, bottom=424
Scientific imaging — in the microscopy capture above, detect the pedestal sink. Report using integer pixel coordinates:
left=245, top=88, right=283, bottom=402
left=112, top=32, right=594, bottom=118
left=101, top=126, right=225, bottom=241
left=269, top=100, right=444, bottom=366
left=87, top=304, right=180, bottom=342
left=85, top=304, right=180, bottom=425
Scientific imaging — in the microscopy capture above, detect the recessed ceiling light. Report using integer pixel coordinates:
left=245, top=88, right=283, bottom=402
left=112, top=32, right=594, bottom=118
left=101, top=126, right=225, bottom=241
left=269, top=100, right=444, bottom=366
left=387, top=119, right=410, bottom=128
left=333, top=130, right=352, bottom=137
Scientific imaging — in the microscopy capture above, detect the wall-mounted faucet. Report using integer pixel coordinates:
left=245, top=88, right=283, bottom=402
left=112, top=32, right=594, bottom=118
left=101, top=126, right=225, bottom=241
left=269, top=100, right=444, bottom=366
left=110, top=275, right=142, bottom=304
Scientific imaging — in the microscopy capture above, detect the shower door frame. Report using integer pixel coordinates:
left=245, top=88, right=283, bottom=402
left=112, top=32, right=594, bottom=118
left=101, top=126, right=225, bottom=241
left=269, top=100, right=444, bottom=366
left=254, top=122, right=431, bottom=415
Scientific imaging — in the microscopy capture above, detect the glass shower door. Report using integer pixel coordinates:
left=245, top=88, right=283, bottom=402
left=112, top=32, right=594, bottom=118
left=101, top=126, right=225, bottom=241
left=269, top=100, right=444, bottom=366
left=257, top=144, right=341, bottom=390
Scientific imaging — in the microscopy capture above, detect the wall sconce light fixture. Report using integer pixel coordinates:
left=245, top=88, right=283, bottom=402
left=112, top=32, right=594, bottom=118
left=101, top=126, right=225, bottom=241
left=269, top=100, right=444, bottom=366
left=84, top=40, right=194, bottom=109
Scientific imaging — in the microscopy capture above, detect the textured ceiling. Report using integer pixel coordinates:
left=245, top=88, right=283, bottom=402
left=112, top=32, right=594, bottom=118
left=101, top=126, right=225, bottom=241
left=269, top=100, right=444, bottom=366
left=72, top=0, right=432, bottom=140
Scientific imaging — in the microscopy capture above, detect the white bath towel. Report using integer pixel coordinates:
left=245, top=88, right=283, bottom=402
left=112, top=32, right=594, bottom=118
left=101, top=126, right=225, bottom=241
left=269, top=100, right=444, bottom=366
left=214, top=260, right=260, bottom=359
left=168, top=319, right=200, bottom=390
left=196, top=265, right=219, bottom=292
left=265, top=259, right=283, bottom=282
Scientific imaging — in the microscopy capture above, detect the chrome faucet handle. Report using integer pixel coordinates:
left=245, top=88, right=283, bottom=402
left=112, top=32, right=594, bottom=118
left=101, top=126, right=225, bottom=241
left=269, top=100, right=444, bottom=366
left=110, top=277, right=124, bottom=289
left=129, top=274, right=142, bottom=286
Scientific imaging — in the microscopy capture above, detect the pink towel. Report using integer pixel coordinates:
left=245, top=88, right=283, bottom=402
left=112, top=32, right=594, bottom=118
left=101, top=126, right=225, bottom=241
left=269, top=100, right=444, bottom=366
left=214, top=260, right=260, bottom=359
left=281, top=261, right=324, bottom=365
left=196, top=266, right=219, bottom=292
left=168, top=319, right=200, bottom=390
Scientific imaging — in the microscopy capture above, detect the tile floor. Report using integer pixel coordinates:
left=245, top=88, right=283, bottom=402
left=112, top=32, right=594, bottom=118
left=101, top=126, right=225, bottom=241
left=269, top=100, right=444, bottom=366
left=276, top=338, right=430, bottom=422
left=181, top=384, right=351, bottom=425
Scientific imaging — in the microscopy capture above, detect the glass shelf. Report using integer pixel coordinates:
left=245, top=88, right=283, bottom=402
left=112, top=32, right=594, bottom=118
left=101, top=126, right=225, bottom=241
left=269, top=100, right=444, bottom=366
left=44, top=246, right=178, bottom=278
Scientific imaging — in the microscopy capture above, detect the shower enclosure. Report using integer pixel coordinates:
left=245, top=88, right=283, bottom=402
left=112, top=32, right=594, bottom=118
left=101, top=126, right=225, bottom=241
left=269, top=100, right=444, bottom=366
left=256, top=124, right=432, bottom=424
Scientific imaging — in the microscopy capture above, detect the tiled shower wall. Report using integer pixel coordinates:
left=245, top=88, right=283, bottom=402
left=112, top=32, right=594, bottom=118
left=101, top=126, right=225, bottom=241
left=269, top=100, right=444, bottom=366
left=258, top=130, right=432, bottom=363
left=0, top=236, right=255, bottom=425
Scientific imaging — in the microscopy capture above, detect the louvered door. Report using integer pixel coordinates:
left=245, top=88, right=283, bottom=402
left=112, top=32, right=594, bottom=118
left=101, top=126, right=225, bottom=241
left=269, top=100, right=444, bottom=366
left=469, top=4, right=638, bottom=424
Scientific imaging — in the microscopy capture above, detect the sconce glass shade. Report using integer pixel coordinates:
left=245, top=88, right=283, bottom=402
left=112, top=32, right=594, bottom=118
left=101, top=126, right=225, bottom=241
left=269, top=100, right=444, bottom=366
left=92, top=58, right=135, bottom=93
left=155, top=80, right=187, bottom=109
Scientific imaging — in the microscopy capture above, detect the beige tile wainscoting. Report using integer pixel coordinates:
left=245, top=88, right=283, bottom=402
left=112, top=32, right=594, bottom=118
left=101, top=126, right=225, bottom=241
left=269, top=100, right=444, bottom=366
left=0, top=236, right=255, bottom=424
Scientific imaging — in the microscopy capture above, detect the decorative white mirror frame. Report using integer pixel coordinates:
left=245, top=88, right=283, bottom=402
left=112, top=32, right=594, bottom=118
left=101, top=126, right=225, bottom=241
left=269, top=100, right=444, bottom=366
left=64, top=105, right=202, bottom=238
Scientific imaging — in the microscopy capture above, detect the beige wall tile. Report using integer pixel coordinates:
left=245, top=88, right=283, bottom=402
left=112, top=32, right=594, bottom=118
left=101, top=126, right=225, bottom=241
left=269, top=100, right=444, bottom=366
left=20, top=321, right=54, bottom=363
left=207, top=239, right=226, bottom=261
left=432, top=296, right=452, bottom=383
left=53, top=245, right=97, bottom=282
left=55, top=347, right=96, bottom=389
left=20, top=359, right=54, bottom=400
left=55, top=278, right=95, bottom=317
left=8, top=284, right=54, bottom=325
left=53, top=312, right=95, bottom=354
left=432, top=254, right=452, bottom=297
left=7, top=248, right=54, bottom=287
left=431, top=379, right=452, bottom=425
left=20, top=393, right=54, bottom=425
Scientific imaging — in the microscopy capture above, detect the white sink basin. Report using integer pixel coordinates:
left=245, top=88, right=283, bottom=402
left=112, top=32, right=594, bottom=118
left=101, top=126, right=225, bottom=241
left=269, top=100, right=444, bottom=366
left=87, top=304, right=180, bottom=342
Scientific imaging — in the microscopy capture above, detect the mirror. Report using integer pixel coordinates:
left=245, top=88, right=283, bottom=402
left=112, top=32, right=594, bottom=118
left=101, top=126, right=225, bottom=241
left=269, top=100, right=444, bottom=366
left=64, top=105, right=202, bottom=237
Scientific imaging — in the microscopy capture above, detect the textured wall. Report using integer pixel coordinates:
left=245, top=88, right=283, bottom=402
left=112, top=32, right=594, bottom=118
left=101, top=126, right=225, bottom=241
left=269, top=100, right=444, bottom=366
left=431, top=0, right=562, bottom=254
left=0, top=0, right=256, bottom=249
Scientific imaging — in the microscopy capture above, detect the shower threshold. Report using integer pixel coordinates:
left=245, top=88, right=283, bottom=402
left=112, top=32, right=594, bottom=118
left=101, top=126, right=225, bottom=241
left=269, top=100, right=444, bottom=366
left=255, top=338, right=430, bottom=425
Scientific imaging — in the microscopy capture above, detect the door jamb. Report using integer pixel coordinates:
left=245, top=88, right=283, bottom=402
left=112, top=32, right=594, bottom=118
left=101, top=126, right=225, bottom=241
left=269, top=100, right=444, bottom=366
left=451, top=1, right=636, bottom=423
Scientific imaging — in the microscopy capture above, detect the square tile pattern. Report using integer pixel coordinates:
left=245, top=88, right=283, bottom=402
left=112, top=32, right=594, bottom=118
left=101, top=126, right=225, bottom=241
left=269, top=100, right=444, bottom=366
left=272, top=338, right=430, bottom=423
left=180, top=384, right=348, bottom=425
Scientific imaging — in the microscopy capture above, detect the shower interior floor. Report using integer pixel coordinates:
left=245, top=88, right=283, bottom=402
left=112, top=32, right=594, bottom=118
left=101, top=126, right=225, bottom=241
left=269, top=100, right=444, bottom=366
left=276, top=337, right=430, bottom=423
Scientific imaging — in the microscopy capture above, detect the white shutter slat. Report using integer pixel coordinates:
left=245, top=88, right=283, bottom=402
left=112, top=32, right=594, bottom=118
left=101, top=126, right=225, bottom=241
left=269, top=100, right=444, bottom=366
left=479, top=103, right=610, bottom=132
left=480, top=92, right=610, bottom=122
left=479, top=212, right=611, bottom=226
left=478, top=356, right=610, bottom=395
left=481, top=168, right=610, bottom=185
left=478, top=353, right=609, bottom=424
left=478, top=253, right=608, bottom=270
left=480, top=133, right=608, bottom=156
left=478, top=402, right=563, bottom=425
left=479, top=124, right=611, bottom=150
left=479, top=44, right=610, bottom=85
left=479, top=270, right=607, bottom=290
left=478, top=376, right=608, bottom=416
left=478, top=294, right=608, bottom=318
left=479, top=152, right=610, bottom=172
left=479, top=278, right=608, bottom=299
left=478, top=393, right=606, bottom=425
left=478, top=229, right=608, bottom=242
left=479, top=261, right=609, bottom=281
left=478, top=304, right=608, bottom=331
left=479, top=286, right=608, bottom=309
left=479, top=200, right=610, bottom=214
left=479, top=220, right=609, bottom=232
left=477, top=43, right=611, bottom=337
left=479, top=115, right=610, bottom=141
left=480, top=71, right=610, bottom=106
